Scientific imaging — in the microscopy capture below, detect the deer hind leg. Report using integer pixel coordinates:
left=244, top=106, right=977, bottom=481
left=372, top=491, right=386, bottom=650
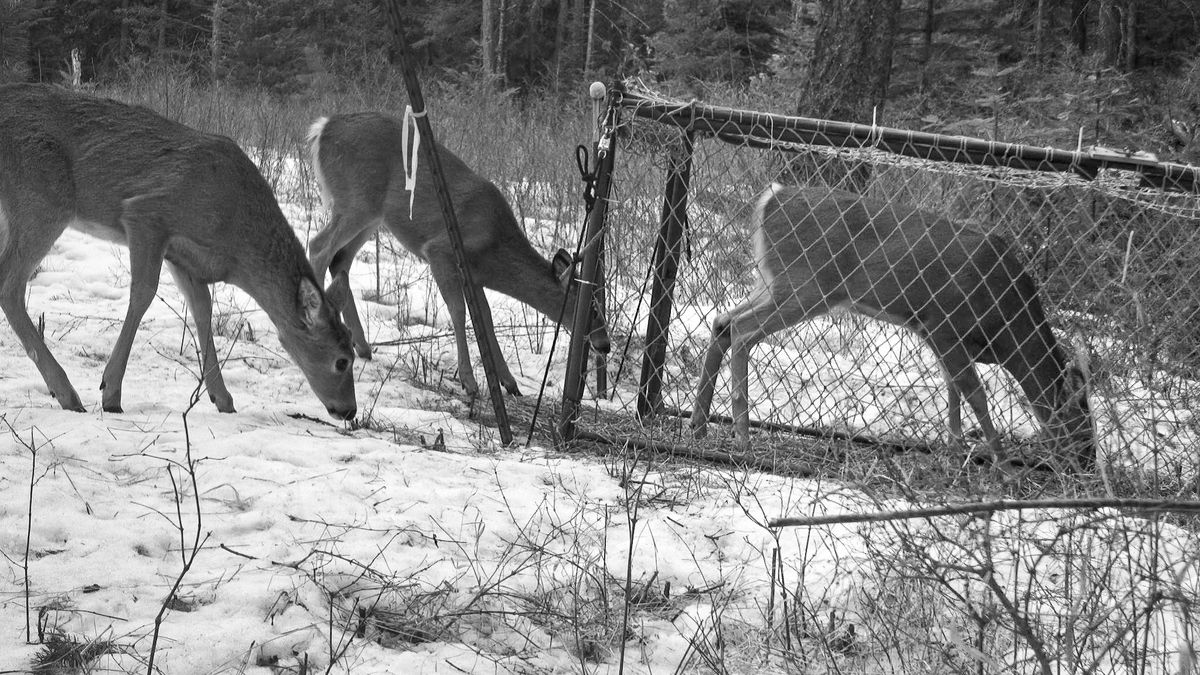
left=100, top=210, right=167, bottom=413
left=311, top=212, right=378, bottom=359
left=167, top=264, right=234, bottom=413
left=0, top=206, right=84, bottom=411
left=699, top=286, right=819, bottom=449
left=691, top=309, right=738, bottom=437
left=692, top=286, right=780, bottom=436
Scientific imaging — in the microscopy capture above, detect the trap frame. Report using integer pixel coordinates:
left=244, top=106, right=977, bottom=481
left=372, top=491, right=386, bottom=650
left=560, top=81, right=1200, bottom=471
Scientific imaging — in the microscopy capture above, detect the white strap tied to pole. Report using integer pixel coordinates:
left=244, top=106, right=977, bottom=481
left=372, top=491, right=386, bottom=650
left=402, top=105, right=427, bottom=218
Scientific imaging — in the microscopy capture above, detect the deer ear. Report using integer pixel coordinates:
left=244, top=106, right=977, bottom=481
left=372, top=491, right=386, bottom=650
left=298, top=278, right=324, bottom=329
left=552, top=249, right=574, bottom=284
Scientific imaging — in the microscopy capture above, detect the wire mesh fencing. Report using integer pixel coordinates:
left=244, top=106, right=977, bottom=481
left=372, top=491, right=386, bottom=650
left=582, top=83, right=1200, bottom=478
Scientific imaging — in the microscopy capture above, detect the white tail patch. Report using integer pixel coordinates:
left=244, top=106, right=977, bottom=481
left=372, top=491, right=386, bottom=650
left=307, top=117, right=333, bottom=210
left=751, top=183, right=785, bottom=288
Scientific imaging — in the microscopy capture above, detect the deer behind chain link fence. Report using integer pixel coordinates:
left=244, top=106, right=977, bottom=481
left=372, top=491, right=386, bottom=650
left=690, top=184, right=1095, bottom=468
left=580, top=85, right=1200, bottom=469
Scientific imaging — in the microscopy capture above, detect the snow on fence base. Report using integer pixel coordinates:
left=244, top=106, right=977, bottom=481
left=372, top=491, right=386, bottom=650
left=574, top=81, right=1200, bottom=477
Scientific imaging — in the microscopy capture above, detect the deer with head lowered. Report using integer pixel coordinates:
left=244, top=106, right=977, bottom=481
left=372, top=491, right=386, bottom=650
left=0, top=83, right=357, bottom=419
left=691, top=184, right=1095, bottom=469
left=307, top=112, right=610, bottom=397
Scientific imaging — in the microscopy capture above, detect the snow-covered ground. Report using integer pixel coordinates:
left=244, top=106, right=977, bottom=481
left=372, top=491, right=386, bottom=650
left=2, top=177, right=1198, bottom=673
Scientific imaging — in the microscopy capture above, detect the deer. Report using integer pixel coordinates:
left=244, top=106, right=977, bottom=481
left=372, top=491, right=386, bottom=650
left=691, top=184, right=1095, bottom=469
left=0, top=83, right=357, bottom=419
left=306, top=112, right=610, bottom=397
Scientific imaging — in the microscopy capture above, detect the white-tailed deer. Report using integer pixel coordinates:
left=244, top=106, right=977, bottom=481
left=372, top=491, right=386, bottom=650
left=691, top=184, right=1095, bottom=468
left=0, top=84, right=357, bottom=419
left=307, top=112, right=610, bottom=396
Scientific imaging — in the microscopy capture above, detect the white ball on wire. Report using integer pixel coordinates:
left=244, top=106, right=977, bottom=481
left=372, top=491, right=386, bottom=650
left=589, top=81, right=606, bottom=100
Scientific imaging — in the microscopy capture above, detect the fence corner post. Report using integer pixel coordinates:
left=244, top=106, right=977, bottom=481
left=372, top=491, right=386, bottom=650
left=637, top=131, right=694, bottom=420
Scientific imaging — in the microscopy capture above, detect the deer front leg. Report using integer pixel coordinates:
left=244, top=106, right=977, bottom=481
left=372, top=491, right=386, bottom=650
left=426, top=251, right=480, bottom=397
left=939, top=342, right=1002, bottom=460
left=939, top=366, right=965, bottom=449
left=168, top=264, right=234, bottom=413
left=470, top=289, right=521, bottom=395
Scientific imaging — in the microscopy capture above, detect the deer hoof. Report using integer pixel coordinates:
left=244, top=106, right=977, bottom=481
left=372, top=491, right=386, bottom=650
left=53, top=390, right=86, bottom=412
left=459, top=375, right=480, bottom=399
left=212, top=395, right=236, bottom=414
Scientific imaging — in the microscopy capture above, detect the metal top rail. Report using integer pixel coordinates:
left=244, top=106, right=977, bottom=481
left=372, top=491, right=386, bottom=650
left=615, top=83, right=1200, bottom=195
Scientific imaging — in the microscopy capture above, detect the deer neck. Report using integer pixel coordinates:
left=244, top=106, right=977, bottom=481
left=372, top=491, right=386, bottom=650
left=476, top=246, right=569, bottom=323
left=1002, top=332, right=1072, bottom=428
left=227, top=214, right=315, bottom=328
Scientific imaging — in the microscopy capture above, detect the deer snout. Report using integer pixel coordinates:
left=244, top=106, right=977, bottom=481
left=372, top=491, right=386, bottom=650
left=590, top=327, right=611, bottom=354
left=327, top=404, right=357, bottom=421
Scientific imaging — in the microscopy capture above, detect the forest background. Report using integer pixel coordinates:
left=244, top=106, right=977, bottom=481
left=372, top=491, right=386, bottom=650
left=0, top=0, right=1198, bottom=162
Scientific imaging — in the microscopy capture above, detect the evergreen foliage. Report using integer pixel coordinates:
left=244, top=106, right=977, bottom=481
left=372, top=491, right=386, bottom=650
left=5, top=0, right=1199, bottom=157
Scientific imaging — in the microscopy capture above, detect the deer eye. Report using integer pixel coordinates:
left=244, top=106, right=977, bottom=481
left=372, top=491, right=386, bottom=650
left=335, top=358, right=350, bottom=373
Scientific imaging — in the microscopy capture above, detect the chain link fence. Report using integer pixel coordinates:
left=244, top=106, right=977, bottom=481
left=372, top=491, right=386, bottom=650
left=578, top=83, right=1200, bottom=477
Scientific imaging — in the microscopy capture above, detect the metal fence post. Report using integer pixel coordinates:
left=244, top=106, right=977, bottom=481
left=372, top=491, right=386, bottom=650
left=559, top=97, right=618, bottom=442
left=637, top=132, right=694, bottom=419
left=379, top=0, right=512, bottom=444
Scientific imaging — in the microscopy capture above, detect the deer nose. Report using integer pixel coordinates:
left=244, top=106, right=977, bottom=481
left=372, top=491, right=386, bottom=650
left=327, top=404, right=357, bottom=421
left=591, top=330, right=611, bottom=354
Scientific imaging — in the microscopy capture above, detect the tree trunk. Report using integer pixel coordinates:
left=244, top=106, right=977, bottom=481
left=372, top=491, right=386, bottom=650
left=553, top=0, right=568, bottom=86
left=1123, top=1, right=1135, bottom=70
left=919, top=0, right=935, bottom=92
left=1070, top=0, right=1088, bottom=54
left=571, top=0, right=586, bottom=77
left=210, top=0, right=223, bottom=82
left=0, top=0, right=31, bottom=83
left=583, top=0, right=596, bottom=76
left=119, top=0, right=130, bottom=58
left=796, top=0, right=902, bottom=189
left=482, top=0, right=495, bottom=76
left=496, top=0, right=508, bottom=83
left=158, top=0, right=168, bottom=52
left=1097, top=0, right=1122, bottom=67
left=1035, top=0, right=1045, bottom=65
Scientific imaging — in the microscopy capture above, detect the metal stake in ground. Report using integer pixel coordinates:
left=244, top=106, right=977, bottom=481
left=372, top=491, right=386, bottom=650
left=378, top=0, right=512, bottom=444
left=559, top=87, right=619, bottom=442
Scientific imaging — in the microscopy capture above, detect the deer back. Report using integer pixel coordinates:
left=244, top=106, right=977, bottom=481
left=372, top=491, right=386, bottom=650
left=313, top=113, right=540, bottom=261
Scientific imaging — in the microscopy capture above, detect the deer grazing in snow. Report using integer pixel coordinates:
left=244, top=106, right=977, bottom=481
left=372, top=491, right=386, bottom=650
left=691, top=184, right=1095, bottom=469
left=306, top=112, right=610, bottom=397
left=0, top=83, right=357, bottom=419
